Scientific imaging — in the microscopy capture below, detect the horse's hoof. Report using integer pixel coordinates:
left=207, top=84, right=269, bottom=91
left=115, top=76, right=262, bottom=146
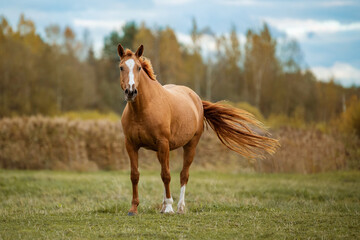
left=177, top=209, right=185, bottom=214
left=160, top=207, right=174, bottom=214
left=177, top=207, right=185, bottom=214
left=177, top=203, right=185, bottom=214
left=163, top=207, right=175, bottom=214
left=127, top=212, right=137, bottom=216
left=161, top=210, right=175, bottom=214
left=160, top=204, right=174, bottom=214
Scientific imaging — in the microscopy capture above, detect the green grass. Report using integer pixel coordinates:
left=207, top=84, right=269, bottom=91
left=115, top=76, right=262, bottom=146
left=58, top=110, right=120, bottom=121
left=0, top=170, right=359, bottom=239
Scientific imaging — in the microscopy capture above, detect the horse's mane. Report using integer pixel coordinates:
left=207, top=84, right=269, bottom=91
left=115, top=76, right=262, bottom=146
left=123, top=49, right=156, bottom=81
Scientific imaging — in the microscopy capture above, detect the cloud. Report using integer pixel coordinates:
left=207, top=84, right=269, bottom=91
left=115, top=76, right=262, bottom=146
left=319, top=0, right=357, bottom=7
left=311, top=62, right=360, bottom=86
left=176, top=32, right=217, bottom=53
left=73, top=19, right=125, bottom=30
left=153, top=0, right=192, bottom=5
left=72, top=19, right=126, bottom=58
left=265, top=18, right=360, bottom=40
left=176, top=32, right=192, bottom=45
left=176, top=32, right=246, bottom=58
left=219, top=0, right=276, bottom=6
left=221, top=0, right=261, bottom=5
left=199, top=34, right=217, bottom=52
left=218, top=0, right=358, bottom=7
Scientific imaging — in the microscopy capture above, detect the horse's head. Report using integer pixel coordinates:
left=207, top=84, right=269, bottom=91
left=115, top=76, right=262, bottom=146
left=118, top=44, right=144, bottom=102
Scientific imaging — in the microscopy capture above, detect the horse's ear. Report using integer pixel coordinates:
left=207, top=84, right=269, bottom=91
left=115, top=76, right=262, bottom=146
left=117, top=44, right=125, bottom=59
left=135, top=45, right=144, bottom=58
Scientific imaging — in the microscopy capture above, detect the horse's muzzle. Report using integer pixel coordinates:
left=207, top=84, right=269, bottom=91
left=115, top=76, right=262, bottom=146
left=124, top=88, right=138, bottom=102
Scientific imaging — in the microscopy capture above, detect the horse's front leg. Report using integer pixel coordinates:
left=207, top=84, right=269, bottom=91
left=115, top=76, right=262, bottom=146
left=125, top=140, right=140, bottom=216
left=157, top=139, right=174, bottom=214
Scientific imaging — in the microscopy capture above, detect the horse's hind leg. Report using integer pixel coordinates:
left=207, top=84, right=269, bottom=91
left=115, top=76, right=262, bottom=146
left=157, top=139, right=174, bottom=214
left=177, top=134, right=201, bottom=214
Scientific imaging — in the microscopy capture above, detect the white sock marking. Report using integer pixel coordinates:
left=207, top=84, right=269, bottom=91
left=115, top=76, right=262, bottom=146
left=177, top=185, right=186, bottom=213
left=125, top=59, right=135, bottom=91
left=161, top=188, right=174, bottom=213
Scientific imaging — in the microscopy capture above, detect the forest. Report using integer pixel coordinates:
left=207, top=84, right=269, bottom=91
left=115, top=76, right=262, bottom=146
left=1, top=14, right=359, bottom=121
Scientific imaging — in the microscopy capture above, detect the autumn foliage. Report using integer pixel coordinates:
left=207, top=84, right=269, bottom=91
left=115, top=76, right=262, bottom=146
left=1, top=14, right=359, bottom=120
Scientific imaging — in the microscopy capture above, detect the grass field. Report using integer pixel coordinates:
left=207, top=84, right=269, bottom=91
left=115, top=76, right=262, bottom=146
left=0, top=170, right=359, bottom=239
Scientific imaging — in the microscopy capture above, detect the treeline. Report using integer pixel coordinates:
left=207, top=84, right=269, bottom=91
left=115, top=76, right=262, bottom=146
left=0, top=14, right=359, bottom=122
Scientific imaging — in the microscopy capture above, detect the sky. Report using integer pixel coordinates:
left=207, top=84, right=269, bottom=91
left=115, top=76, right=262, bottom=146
left=1, top=0, right=360, bottom=87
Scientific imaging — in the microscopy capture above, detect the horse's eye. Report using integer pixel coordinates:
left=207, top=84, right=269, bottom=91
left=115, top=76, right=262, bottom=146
left=120, top=66, right=123, bottom=71
left=138, top=66, right=141, bottom=71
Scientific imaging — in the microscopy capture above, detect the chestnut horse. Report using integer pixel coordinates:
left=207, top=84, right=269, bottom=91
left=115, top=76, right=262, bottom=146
left=118, top=44, right=279, bottom=215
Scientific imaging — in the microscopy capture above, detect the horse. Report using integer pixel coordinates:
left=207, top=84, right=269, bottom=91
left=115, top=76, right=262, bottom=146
left=117, top=44, right=279, bottom=215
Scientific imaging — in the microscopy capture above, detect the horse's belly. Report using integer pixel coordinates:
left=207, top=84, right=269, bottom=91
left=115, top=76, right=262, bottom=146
left=168, top=116, right=201, bottom=150
left=169, top=130, right=195, bottom=150
left=167, top=89, right=203, bottom=150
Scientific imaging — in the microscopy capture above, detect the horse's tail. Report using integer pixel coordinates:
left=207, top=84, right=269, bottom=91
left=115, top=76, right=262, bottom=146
left=202, top=100, right=279, bottom=159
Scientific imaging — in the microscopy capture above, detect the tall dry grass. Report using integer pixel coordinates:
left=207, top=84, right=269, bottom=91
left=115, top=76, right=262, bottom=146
left=258, top=127, right=349, bottom=173
left=0, top=117, right=125, bottom=171
left=0, top=117, right=355, bottom=173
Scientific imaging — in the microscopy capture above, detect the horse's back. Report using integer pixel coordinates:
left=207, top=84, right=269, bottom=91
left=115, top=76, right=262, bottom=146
left=163, top=84, right=203, bottom=118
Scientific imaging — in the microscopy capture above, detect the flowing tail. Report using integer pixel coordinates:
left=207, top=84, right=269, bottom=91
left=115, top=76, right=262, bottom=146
left=202, top=100, right=279, bottom=159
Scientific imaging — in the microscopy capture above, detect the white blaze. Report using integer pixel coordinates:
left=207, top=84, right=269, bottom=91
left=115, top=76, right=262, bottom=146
left=125, top=59, right=135, bottom=91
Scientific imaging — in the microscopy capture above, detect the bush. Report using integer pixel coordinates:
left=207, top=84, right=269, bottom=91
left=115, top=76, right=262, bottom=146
left=339, top=95, right=360, bottom=138
left=267, top=106, right=307, bottom=129
left=226, top=101, right=266, bottom=123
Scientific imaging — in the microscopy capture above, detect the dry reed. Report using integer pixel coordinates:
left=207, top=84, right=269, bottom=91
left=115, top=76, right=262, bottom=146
left=0, top=117, right=351, bottom=173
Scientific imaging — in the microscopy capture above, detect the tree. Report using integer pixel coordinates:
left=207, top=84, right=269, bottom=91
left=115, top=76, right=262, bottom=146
left=120, top=22, right=138, bottom=49
left=159, top=27, right=183, bottom=84
left=190, top=18, right=212, bottom=94
left=0, top=16, right=12, bottom=39
left=340, top=95, right=360, bottom=137
left=45, top=24, right=60, bottom=46
left=17, top=14, right=35, bottom=36
left=244, top=24, right=279, bottom=113
left=279, top=39, right=303, bottom=73
left=103, top=31, right=122, bottom=61
left=316, top=79, right=342, bottom=122
left=1, top=13, right=359, bottom=123
left=103, top=22, right=138, bottom=61
left=133, top=23, right=160, bottom=76
left=63, top=26, right=78, bottom=56
left=212, top=26, right=242, bottom=102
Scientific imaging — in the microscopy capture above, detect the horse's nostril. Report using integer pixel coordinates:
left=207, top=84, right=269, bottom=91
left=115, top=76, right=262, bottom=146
left=125, top=89, right=129, bottom=94
left=134, top=89, right=138, bottom=95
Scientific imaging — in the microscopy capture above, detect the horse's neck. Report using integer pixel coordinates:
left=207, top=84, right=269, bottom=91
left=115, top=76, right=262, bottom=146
left=127, top=72, right=164, bottom=114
